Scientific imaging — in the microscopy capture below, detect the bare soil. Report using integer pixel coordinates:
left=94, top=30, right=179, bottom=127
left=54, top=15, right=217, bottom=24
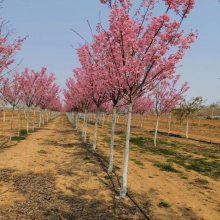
left=83, top=115, right=220, bottom=220
left=0, top=115, right=144, bottom=220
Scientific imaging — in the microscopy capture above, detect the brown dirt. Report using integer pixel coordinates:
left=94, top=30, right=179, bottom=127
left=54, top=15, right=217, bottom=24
left=0, top=115, right=143, bottom=220
left=83, top=115, right=220, bottom=220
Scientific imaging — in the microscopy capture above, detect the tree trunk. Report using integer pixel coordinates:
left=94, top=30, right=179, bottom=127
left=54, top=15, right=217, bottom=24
left=154, top=116, right=160, bottom=147
left=10, top=108, right=15, bottom=130
left=17, top=110, right=21, bottom=136
left=92, top=110, right=99, bottom=151
left=42, top=110, right=45, bottom=125
left=47, top=111, right=49, bottom=123
left=108, top=107, right=117, bottom=173
left=116, top=115, right=119, bottom=124
left=32, top=109, right=36, bottom=131
left=3, top=109, right=5, bottom=123
left=77, top=114, right=80, bottom=131
left=82, top=110, right=86, bottom=138
left=39, top=110, right=42, bottom=128
left=84, top=110, right=88, bottom=144
left=102, top=113, right=105, bottom=126
left=75, top=113, right=78, bottom=129
left=186, top=116, right=189, bottom=139
left=168, top=113, right=172, bottom=135
left=140, top=114, right=144, bottom=128
left=26, top=108, right=30, bottom=134
left=120, top=103, right=132, bottom=197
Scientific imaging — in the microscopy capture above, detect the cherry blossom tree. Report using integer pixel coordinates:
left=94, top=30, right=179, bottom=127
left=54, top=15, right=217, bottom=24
left=74, top=45, right=109, bottom=151
left=99, top=0, right=196, bottom=197
left=173, top=96, right=203, bottom=139
left=152, top=75, right=189, bottom=146
left=0, top=26, right=23, bottom=76
left=19, top=67, right=60, bottom=133
left=0, top=73, right=22, bottom=131
left=133, top=96, right=154, bottom=128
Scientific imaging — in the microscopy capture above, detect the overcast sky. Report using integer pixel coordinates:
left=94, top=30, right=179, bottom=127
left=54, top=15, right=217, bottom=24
left=1, top=0, right=220, bottom=104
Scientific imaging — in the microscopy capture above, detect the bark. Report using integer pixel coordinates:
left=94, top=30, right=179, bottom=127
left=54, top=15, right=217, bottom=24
left=3, top=109, right=5, bottom=123
left=77, top=114, right=80, bottom=131
left=10, top=108, right=15, bottom=130
left=18, top=110, right=21, bottom=136
left=42, top=110, right=45, bottom=125
left=116, top=115, right=119, bottom=124
left=92, top=110, right=99, bottom=151
left=154, top=116, right=160, bottom=147
left=83, top=110, right=88, bottom=144
left=102, top=113, right=105, bottom=126
left=26, top=108, right=30, bottom=134
left=82, top=110, right=86, bottom=138
left=168, top=113, right=172, bottom=135
left=32, top=110, right=36, bottom=131
left=140, top=114, right=144, bottom=128
left=108, top=107, right=117, bottom=173
left=120, top=103, right=132, bottom=197
left=39, top=110, right=42, bottom=128
left=75, top=113, right=78, bottom=129
left=186, top=116, right=189, bottom=139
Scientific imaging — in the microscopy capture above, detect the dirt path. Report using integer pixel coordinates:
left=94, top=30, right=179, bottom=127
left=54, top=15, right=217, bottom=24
left=0, top=115, right=143, bottom=220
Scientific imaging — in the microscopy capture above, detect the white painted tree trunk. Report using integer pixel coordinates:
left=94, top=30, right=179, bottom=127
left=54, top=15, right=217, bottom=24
left=77, top=114, right=80, bottom=131
left=84, top=110, right=88, bottom=144
left=18, top=110, right=21, bottom=136
left=186, top=116, right=189, bottom=139
left=26, top=109, right=30, bottom=134
left=10, top=109, right=15, bottom=130
left=3, top=109, right=5, bottom=123
left=140, top=114, right=144, bottom=128
left=71, top=112, right=74, bottom=125
left=39, top=111, right=42, bottom=128
left=32, top=110, right=36, bottom=131
left=93, top=110, right=99, bottom=151
left=75, top=113, right=78, bottom=129
left=42, top=110, right=45, bottom=125
left=120, top=103, right=132, bottom=197
left=168, top=113, right=172, bottom=135
left=116, top=115, right=119, bottom=124
left=82, top=110, right=86, bottom=138
left=108, top=107, right=117, bottom=173
left=154, top=116, right=160, bottom=147
left=102, top=113, right=105, bottom=126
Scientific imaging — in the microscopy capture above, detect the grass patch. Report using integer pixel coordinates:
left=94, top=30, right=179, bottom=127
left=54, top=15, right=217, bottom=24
left=11, top=136, right=26, bottom=141
left=130, top=135, right=220, bottom=179
left=154, top=162, right=180, bottom=173
left=169, top=157, right=220, bottom=179
left=194, top=178, right=209, bottom=186
left=186, top=158, right=220, bottom=178
left=130, top=158, right=144, bottom=168
left=19, top=129, right=28, bottom=137
left=130, top=136, right=179, bottom=156
left=158, top=201, right=171, bottom=208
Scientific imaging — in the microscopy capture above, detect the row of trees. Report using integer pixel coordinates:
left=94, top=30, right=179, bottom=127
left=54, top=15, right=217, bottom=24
left=0, top=68, right=62, bottom=135
left=65, top=0, right=196, bottom=197
left=0, top=6, right=61, bottom=136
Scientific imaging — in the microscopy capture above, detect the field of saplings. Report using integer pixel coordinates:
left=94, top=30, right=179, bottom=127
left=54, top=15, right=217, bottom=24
left=1, top=0, right=220, bottom=219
